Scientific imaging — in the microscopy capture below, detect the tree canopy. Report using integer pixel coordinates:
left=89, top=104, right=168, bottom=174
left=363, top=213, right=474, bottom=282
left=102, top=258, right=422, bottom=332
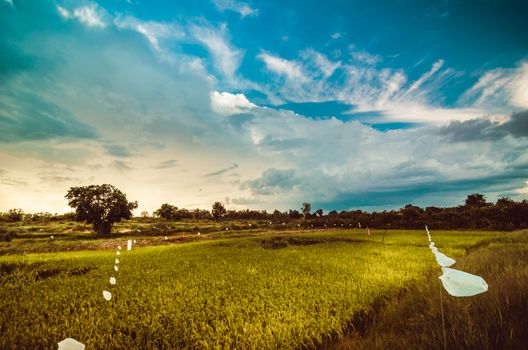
left=65, top=184, right=138, bottom=234
left=212, top=202, right=227, bottom=220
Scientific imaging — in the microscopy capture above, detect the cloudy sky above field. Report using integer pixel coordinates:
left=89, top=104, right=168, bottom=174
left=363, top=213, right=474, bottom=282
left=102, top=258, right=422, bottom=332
left=1, top=0, right=528, bottom=214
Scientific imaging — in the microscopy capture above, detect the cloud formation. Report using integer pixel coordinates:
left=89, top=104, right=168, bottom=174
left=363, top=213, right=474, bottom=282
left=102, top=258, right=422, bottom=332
left=212, top=0, right=258, bottom=17
left=1, top=0, right=527, bottom=214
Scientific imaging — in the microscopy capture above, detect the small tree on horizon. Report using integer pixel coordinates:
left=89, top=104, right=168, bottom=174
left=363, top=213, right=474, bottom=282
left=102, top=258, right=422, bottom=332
left=301, top=202, right=311, bottom=220
left=212, top=202, right=227, bottom=220
left=65, top=184, right=138, bottom=235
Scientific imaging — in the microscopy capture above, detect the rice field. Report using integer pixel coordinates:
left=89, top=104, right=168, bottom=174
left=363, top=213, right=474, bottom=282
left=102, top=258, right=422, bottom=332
left=0, top=228, right=504, bottom=349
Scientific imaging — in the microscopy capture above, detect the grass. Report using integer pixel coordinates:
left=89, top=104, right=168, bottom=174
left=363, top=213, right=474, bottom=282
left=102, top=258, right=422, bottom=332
left=0, top=225, right=518, bottom=349
left=324, top=230, right=528, bottom=350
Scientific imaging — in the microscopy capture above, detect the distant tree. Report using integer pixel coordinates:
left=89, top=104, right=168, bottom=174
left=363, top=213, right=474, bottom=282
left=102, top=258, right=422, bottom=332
left=6, top=208, right=24, bottom=222
left=212, top=202, right=227, bottom=220
left=301, top=202, right=311, bottom=220
left=465, top=193, right=488, bottom=207
left=141, top=211, right=149, bottom=218
left=288, top=209, right=302, bottom=219
left=153, top=204, right=178, bottom=220
left=315, top=208, right=324, bottom=217
left=65, top=184, right=138, bottom=235
left=192, top=208, right=212, bottom=220
left=328, top=210, right=338, bottom=217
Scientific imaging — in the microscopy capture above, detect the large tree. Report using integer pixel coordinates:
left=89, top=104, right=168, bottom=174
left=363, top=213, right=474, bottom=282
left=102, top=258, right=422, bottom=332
left=212, top=202, right=227, bottom=220
left=65, top=184, right=138, bottom=235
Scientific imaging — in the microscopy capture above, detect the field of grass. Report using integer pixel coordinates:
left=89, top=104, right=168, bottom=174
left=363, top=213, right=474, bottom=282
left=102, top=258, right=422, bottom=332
left=327, top=230, right=528, bottom=350
left=0, top=224, right=516, bottom=349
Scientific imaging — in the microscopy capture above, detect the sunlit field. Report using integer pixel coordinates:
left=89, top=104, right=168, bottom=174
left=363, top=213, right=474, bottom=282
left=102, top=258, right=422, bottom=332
left=0, top=224, right=511, bottom=349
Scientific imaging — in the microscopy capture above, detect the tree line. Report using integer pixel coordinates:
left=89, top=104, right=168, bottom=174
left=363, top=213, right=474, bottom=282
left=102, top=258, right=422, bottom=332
left=1, top=185, right=527, bottom=234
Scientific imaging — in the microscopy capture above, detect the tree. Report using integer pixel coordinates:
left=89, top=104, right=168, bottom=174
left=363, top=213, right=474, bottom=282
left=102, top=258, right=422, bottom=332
left=65, top=184, right=138, bottom=235
left=301, top=202, right=311, bottom=220
left=212, top=202, right=227, bottom=220
left=6, top=208, right=24, bottom=222
left=154, top=203, right=178, bottom=220
left=465, top=193, right=488, bottom=208
left=141, top=211, right=149, bottom=218
left=315, top=208, right=324, bottom=217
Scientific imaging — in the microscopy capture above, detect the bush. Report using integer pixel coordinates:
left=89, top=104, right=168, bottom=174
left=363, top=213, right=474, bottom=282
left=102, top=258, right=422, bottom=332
left=0, top=228, right=15, bottom=242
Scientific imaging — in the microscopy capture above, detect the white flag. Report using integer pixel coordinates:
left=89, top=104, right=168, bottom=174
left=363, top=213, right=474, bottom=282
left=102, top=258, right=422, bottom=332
left=439, top=267, right=488, bottom=297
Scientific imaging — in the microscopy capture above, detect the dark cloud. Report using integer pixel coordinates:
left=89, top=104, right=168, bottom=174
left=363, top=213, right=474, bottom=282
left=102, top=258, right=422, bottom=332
left=242, top=168, right=298, bottom=195
left=104, top=144, right=132, bottom=157
left=204, top=163, right=239, bottom=177
left=439, top=110, right=528, bottom=142
left=501, top=110, right=528, bottom=138
left=154, top=159, right=178, bottom=169
left=0, top=90, right=98, bottom=143
left=314, top=168, right=528, bottom=210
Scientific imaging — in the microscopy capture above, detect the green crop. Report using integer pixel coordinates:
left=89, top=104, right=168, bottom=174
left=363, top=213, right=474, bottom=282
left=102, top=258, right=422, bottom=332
left=0, top=230, right=501, bottom=349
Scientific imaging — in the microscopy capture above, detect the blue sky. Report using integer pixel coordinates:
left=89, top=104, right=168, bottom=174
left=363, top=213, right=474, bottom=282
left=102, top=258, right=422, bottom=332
left=1, top=0, right=527, bottom=213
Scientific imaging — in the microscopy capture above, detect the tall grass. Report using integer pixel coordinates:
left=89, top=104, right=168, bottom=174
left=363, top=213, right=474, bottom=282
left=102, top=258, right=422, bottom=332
left=326, top=230, right=528, bottom=349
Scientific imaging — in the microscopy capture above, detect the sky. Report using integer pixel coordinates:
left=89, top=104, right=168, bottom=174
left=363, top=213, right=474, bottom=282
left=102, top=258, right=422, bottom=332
left=1, top=0, right=528, bottom=214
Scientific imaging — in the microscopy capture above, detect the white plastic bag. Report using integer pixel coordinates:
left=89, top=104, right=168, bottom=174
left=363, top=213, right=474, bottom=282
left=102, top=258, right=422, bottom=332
left=433, top=251, right=456, bottom=267
left=58, top=338, right=85, bottom=350
left=439, top=267, right=488, bottom=297
left=103, top=290, right=112, bottom=301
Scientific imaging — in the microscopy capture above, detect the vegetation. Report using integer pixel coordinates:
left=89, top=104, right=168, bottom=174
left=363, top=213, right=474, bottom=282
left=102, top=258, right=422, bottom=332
left=65, top=184, right=138, bottom=235
left=0, top=228, right=511, bottom=349
left=3, top=192, right=528, bottom=232
left=326, top=230, right=528, bottom=350
left=211, top=201, right=227, bottom=220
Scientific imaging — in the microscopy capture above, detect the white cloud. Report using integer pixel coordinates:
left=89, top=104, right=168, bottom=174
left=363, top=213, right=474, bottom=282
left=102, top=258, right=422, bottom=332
left=301, top=49, right=341, bottom=78
left=212, top=0, right=258, bottom=17
left=461, top=60, right=528, bottom=110
left=210, top=91, right=256, bottom=115
left=405, top=59, right=444, bottom=95
left=255, top=48, right=490, bottom=125
left=351, top=50, right=382, bottom=65
left=191, top=23, right=243, bottom=82
left=56, top=5, right=71, bottom=19
left=258, top=52, right=307, bottom=82
left=331, top=32, right=341, bottom=40
left=114, top=15, right=184, bottom=53
left=510, top=61, right=528, bottom=108
left=72, top=5, right=107, bottom=28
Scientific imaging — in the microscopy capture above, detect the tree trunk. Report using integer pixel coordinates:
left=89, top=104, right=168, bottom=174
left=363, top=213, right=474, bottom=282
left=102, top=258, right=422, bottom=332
left=94, top=221, right=112, bottom=235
